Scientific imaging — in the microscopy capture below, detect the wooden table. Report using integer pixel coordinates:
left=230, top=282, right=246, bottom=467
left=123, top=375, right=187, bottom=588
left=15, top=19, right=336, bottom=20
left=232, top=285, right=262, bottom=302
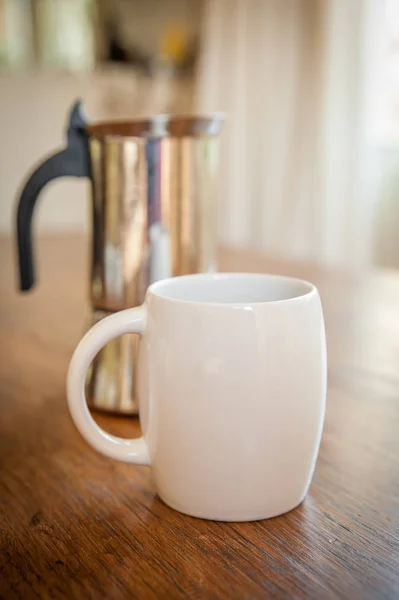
left=1, top=235, right=398, bottom=600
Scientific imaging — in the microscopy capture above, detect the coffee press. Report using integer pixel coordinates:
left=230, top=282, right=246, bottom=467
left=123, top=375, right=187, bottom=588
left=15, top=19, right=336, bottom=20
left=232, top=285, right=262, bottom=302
left=16, top=101, right=224, bottom=415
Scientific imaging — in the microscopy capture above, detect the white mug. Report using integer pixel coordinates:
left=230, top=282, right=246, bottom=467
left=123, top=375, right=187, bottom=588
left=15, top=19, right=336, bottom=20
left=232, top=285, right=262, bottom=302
left=67, top=273, right=327, bottom=522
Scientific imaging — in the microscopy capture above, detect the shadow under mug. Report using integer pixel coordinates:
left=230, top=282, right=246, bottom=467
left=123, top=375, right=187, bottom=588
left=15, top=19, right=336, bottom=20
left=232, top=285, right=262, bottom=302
left=67, top=273, right=327, bottom=522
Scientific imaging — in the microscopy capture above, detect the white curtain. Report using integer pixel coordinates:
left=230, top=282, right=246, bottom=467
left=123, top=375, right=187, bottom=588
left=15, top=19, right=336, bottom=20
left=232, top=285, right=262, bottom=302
left=196, top=0, right=385, bottom=268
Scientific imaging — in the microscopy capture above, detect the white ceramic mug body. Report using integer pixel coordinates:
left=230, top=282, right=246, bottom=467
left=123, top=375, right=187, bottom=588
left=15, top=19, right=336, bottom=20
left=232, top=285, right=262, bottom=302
left=67, top=273, right=327, bottom=521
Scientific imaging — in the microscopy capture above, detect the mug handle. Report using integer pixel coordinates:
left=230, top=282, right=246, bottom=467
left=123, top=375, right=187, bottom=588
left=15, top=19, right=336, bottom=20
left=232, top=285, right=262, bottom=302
left=67, top=307, right=150, bottom=465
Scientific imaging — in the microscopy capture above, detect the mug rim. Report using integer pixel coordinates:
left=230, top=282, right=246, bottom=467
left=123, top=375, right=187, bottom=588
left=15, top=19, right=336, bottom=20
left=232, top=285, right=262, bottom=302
left=148, top=272, right=317, bottom=307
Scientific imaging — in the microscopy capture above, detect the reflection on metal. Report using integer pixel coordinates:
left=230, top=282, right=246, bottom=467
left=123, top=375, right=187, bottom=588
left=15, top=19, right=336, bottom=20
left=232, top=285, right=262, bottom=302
left=86, top=309, right=139, bottom=414
left=85, top=113, right=224, bottom=414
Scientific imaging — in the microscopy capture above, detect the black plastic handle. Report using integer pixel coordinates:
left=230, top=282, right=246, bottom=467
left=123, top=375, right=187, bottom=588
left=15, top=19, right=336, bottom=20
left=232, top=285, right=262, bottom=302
left=16, top=100, right=90, bottom=291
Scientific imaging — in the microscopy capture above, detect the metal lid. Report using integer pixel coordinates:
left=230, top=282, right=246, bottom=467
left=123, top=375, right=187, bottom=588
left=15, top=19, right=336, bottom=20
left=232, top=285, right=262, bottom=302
left=86, top=113, right=225, bottom=139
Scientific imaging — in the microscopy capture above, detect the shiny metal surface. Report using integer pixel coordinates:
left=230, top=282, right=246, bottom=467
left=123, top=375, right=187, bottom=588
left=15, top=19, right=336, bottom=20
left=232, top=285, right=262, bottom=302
left=85, top=309, right=140, bottom=414
left=89, top=116, right=223, bottom=312
left=85, top=114, right=224, bottom=413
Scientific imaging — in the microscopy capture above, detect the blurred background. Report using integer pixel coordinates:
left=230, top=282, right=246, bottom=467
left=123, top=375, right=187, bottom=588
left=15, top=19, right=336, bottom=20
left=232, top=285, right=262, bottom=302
left=0, top=0, right=398, bottom=270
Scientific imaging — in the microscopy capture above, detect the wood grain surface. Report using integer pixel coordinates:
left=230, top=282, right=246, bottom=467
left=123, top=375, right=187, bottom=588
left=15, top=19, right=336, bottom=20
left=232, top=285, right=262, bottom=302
left=1, top=235, right=398, bottom=600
